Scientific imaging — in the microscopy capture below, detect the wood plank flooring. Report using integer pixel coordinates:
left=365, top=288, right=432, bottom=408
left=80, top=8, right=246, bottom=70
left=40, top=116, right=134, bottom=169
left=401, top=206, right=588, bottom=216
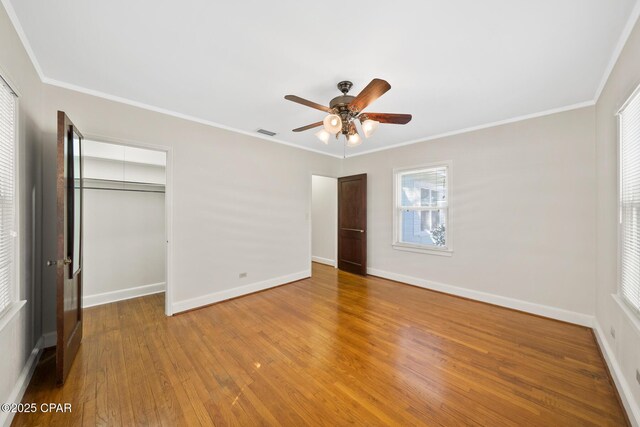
left=13, top=263, right=627, bottom=426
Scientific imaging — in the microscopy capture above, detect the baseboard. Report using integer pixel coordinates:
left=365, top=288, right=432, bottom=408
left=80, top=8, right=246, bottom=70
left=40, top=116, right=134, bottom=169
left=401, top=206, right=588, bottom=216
left=0, top=336, right=43, bottom=427
left=83, top=282, right=166, bottom=308
left=312, top=256, right=336, bottom=267
left=593, top=320, right=640, bottom=426
left=367, top=268, right=594, bottom=327
left=42, top=331, right=56, bottom=348
left=172, top=270, right=310, bottom=314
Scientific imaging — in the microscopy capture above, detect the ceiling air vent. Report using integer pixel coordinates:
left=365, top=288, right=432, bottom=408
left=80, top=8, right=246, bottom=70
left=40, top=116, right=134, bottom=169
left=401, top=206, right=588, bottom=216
left=257, top=129, right=277, bottom=137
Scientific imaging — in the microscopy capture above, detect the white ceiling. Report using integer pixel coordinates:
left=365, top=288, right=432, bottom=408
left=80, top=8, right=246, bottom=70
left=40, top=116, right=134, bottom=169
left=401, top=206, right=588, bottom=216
left=5, top=0, right=639, bottom=157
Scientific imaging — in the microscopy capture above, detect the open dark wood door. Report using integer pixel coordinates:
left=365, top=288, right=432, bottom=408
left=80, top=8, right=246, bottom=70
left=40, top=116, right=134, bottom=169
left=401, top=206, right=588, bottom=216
left=338, top=174, right=367, bottom=275
left=54, top=111, right=84, bottom=385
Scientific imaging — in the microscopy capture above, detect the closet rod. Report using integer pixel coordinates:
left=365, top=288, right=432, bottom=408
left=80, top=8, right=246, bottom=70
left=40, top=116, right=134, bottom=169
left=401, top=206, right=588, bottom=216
left=83, top=177, right=165, bottom=186
left=83, top=187, right=165, bottom=194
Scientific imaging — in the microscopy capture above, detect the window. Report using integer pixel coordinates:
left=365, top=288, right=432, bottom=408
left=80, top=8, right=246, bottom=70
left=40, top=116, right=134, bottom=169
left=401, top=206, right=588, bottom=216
left=393, top=164, right=450, bottom=254
left=620, top=85, right=640, bottom=315
left=0, top=76, right=17, bottom=316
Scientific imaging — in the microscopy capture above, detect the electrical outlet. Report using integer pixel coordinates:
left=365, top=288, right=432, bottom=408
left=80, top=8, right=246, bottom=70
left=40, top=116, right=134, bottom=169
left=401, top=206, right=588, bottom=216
left=610, top=327, right=616, bottom=339
left=239, top=272, right=247, bottom=278
left=636, top=369, right=640, bottom=386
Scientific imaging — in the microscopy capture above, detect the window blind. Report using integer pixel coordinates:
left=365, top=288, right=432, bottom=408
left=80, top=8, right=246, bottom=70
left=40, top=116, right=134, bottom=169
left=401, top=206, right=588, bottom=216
left=0, top=77, right=16, bottom=315
left=620, top=86, right=640, bottom=314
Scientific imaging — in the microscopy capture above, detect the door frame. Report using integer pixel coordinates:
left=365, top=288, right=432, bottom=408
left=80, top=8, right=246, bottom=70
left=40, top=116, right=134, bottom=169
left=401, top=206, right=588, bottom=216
left=83, top=134, right=175, bottom=316
left=308, top=172, right=338, bottom=272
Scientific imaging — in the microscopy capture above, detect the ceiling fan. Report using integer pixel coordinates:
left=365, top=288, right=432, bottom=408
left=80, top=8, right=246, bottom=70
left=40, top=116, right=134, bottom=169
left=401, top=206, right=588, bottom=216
left=284, top=79, right=412, bottom=147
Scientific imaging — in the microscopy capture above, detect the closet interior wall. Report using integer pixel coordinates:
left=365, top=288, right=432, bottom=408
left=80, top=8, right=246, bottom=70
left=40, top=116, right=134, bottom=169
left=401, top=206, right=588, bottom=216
left=82, top=140, right=167, bottom=307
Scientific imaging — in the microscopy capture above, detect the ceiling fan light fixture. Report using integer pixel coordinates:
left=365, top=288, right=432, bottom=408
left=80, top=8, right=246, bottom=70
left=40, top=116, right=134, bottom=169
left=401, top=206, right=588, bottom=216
left=315, top=129, right=331, bottom=144
left=285, top=79, right=411, bottom=148
left=347, top=131, right=362, bottom=147
left=360, top=118, right=379, bottom=138
left=323, top=114, right=342, bottom=134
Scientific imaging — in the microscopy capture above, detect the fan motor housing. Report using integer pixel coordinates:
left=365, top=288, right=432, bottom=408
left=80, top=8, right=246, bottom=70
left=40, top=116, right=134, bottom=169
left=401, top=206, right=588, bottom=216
left=329, top=95, right=355, bottom=110
left=329, top=95, right=358, bottom=134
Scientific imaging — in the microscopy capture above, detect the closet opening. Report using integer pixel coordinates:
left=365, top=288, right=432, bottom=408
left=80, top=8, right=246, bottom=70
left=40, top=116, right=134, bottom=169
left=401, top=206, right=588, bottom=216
left=310, top=175, right=338, bottom=272
left=82, top=140, right=169, bottom=312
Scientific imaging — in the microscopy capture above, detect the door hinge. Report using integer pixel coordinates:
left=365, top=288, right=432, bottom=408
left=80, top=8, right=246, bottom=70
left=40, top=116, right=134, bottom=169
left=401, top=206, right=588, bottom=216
left=47, top=258, right=71, bottom=267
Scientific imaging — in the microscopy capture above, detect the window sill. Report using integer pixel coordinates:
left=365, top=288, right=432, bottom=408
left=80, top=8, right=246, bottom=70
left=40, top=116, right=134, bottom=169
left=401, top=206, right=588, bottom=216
left=0, top=300, right=27, bottom=333
left=612, top=293, right=640, bottom=337
left=392, top=243, right=453, bottom=257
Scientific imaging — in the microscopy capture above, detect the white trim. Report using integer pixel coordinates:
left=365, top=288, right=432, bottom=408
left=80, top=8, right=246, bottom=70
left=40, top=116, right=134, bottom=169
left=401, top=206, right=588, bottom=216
left=616, top=81, right=640, bottom=116
left=309, top=173, right=339, bottom=272
left=593, top=320, right=640, bottom=427
left=41, top=331, right=56, bottom=348
left=164, top=140, right=175, bottom=316
left=80, top=134, right=175, bottom=316
left=0, top=299, right=25, bottom=333
left=0, top=0, right=46, bottom=82
left=613, top=293, right=640, bottom=337
left=346, top=101, right=595, bottom=158
left=43, top=78, right=343, bottom=160
left=12, top=90, right=19, bottom=311
left=82, top=282, right=165, bottom=308
left=392, top=162, right=452, bottom=254
left=0, top=336, right=43, bottom=427
left=0, top=66, right=20, bottom=98
left=43, top=81, right=597, bottom=161
left=0, top=71, right=20, bottom=318
left=172, top=270, right=310, bottom=314
left=0, top=0, right=626, bottom=160
left=617, top=83, right=640, bottom=317
left=391, top=244, right=453, bottom=257
left=311, top=256, right=336, bottom=267
left=594, top=1, right=640, bottom=102
left=367, top=267, right=594, bottom=327
left=0, top=1, right=603, bottom=161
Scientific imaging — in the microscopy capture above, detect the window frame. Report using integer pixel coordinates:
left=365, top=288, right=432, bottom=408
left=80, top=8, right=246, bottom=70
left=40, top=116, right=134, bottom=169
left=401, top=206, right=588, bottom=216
left=0, top=71, right=23, bottom=331
left=392, top=162, right=453, bottom=256
left=617, top=82, right=640, bottom=319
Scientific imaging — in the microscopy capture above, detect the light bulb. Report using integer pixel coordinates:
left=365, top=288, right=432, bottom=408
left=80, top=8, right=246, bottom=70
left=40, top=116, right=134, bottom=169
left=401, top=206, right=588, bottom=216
left=315, top=129, right=331, bottom=144
left=323, top=114, right=342, bottom=134
left=347, top=132, right=362, bottom=147
left=361, top=119, right=379, bottom=138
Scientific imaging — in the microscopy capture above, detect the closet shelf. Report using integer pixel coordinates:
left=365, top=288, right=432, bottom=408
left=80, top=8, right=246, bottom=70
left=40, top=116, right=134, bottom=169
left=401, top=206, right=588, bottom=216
left=82, top=177, right=165, bottom=194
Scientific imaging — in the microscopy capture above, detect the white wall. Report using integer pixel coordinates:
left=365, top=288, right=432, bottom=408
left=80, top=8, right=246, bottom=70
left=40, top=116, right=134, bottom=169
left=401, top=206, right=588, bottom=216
left=39, top=84, right=340, bottom=329
left=343, top=107, right=597, bottom=325
left=0, top=3, right=44, bottom=426
left=311, top=175, right=337, bottom=266
left=595, top=11, right=640, bottom=422
left=2, top=0, right=637, bottom=420
left=82, top=144, right=166, bottom=307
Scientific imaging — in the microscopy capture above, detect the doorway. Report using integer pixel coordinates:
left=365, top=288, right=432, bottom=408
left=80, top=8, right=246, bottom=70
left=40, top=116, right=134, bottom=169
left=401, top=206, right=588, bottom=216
left=82, top=140, right=170, bottom=313
left=311, top=175, right=338, bottom=270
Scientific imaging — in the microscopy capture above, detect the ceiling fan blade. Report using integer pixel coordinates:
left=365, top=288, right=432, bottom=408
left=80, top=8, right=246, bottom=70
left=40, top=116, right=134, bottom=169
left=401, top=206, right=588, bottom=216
left=349, top=78, right=391, bottom=113
left=364, top=113, right=412, bottom=124
left=292, top=121, right=323, bottom=132
left=284, top=95, right=332, bottom=113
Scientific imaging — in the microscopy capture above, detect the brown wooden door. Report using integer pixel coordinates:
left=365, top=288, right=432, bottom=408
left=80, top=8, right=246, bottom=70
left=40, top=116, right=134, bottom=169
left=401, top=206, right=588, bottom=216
left=55, top=111, right=84, bottom=385
left=338, top=174, right=367, bottom=275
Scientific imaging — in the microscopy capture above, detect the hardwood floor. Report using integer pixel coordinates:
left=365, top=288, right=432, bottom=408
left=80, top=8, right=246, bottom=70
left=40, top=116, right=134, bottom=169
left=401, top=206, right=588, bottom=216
left=14, top=263, right=627, bottom=426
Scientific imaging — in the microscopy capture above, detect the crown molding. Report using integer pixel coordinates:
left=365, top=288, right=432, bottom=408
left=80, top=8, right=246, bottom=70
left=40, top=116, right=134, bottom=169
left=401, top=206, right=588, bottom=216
left=345, top=100, right=595, bottom=158
left=0, top=0, right=45, bottom=81
left=593, top=0, right=640, bottom=102
left=2, top=0, right=638, bottom=160
left=42, top=76, right=344, bottom=159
